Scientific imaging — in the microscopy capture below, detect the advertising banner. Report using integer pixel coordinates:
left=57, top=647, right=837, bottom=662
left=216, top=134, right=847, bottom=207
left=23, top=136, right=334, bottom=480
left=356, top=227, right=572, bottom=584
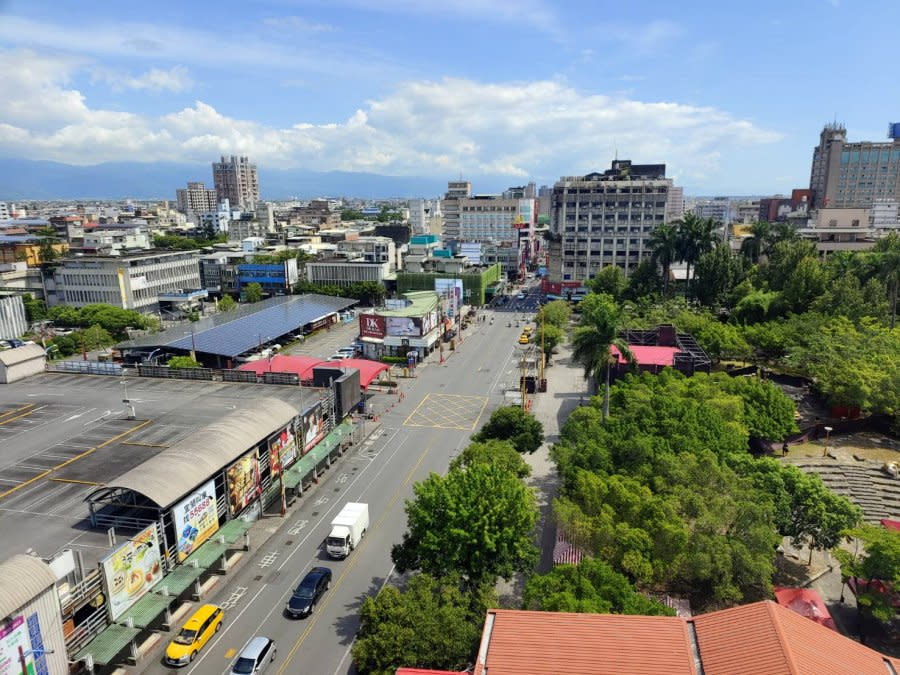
left=226, top=450, right=260, bottom=517
left=269, top=425, right=298, bottom=474
left=386, top=316, right=421, bottom=337
left=421, top=310, right=438, bottom=336
left=173, top=479, right=219, bottom=563
left=0, top=616, right=34, bottom=675
left=435, top=278, right=463, bottom=318
left=302, top=403, right=326, bottom=453
left=101, top=524, right=162, bottom=621
left=359, top=313, right=386, bottom=339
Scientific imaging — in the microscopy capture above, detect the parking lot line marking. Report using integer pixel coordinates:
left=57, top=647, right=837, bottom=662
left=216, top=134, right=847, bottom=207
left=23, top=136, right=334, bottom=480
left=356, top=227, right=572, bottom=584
left=0, top=405, right=42, bottom=427
left=48, top=477, right=99, bottom=485
left=0, top=403, right=35, bottom=420
left=0, top=418, right=151, bottom=501
left=121, top=441, right=169, bottom=448
left=224, top=648, right=236, bottom=659
left=276, top=445, right=431, bottom=675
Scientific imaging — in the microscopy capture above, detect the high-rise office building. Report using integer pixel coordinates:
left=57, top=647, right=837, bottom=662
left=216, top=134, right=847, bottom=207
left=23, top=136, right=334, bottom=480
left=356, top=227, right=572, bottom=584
left=175, top=181, right=218, bottom=220
left=212, top=155, right=259, bottom=210
left=549, top=160, right=675, bottom=282
left=440, top=181, right=472, bottom=242
left=809, top=123, right=900, bottom=208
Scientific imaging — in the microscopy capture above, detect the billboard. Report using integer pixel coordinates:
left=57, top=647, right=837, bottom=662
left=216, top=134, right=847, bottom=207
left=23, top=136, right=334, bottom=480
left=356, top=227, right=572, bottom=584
left=269, top=424, right=298, bottom=475
left=421, top=310, right=438, bottom=335
left=386, top=316, right=421, bottom=337
left=173, top=479, right=219, bottom=563
left=0, top=616, right=36, bottom=675
left=101, top=524, right=162, bottom=621
left=226, top=450, right=261, bottom=517
left=435, top=279, right=463, bottom=318
left=359, top=313, right=386, bottom=339
left=302, top=402, right=326, bottom=453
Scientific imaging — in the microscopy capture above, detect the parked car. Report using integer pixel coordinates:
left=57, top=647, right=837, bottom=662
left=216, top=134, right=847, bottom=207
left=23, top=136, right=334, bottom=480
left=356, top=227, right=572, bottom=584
left=518, top=334, right=530, bottom=344
left=165, top=604, right=223, bottom=666
left=329, top=353, right=351, bottom=361
left=285, top=567, right=332, bottom=618
left=229, top=636, right=276, bottom=674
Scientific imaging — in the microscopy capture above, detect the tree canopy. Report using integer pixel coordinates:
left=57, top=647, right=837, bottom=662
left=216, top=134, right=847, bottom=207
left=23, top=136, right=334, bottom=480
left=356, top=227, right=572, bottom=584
left=449, top=439, right=531, bottom=479
left=474, top=405, right=544, bottom=454
left=833, top=525, right=900, bottom=622
left=243, top=282, right=263, bottom=303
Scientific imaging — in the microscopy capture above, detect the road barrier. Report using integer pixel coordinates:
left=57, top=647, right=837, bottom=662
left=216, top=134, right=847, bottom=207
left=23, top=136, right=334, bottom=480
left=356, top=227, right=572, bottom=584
left=48, top=361, right=123, bottom=376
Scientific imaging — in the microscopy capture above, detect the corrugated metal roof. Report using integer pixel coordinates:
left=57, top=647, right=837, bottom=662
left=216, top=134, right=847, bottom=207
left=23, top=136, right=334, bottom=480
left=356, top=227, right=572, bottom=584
left=693, top=600, right=897, bottom=675
left=0, top=554, right=57, bottom=620
left=380, top=292, right=438, bottom=317
left=473, top=609, right=697, bottom=675
left=0, top=343, right=46, bottom=367
left=97, top=398, right=297, bottom=508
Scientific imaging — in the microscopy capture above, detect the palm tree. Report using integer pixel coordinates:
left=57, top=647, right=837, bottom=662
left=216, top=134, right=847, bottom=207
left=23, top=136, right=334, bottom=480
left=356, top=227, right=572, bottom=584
left=874, top=233, right=900, bottom=328
left=740, top=220, right=773, bottom=264
left=648, top=222, right=679, bottom=296
left=571, top=293, right=633, bottom=421
left=676, top=213, right=718, bottom=298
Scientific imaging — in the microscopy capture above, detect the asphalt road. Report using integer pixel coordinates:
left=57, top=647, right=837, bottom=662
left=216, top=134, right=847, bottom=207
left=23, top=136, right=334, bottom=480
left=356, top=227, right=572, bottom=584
left=142, top=309, right=529, bottom=675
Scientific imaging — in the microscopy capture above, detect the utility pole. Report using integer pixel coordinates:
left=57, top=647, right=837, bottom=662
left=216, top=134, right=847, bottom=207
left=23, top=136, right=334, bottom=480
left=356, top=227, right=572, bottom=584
left=539, top=309, right=545, bottom=382
left=520, top=350, right=527, bottom=410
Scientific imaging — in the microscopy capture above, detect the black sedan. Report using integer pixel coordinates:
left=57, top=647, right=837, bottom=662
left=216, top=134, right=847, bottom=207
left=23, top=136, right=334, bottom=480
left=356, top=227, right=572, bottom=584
left=285, top=567, right=332, bottom=618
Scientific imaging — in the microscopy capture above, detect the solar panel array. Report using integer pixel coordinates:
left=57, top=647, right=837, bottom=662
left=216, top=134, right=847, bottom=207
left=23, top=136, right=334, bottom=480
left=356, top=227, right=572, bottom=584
left=121, top=294, right=356, bottom=358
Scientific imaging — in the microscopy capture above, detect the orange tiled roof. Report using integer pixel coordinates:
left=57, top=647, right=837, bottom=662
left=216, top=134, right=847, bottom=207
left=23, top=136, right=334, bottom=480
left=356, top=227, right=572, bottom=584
left=693, top=600, right=898, bottom=675
left=472, top=609, right=698, bottom=675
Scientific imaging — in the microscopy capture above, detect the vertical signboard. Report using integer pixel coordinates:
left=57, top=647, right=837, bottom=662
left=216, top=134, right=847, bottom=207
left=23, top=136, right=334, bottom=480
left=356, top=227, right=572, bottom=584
left=100, top=524, right=163, bottom=621
left=302, top=402, right=326, bottom=453
left=435, top=279, right=462, bottom=318
left=269, top=425, right=298, bottom=474
left=0, top=616, right=34, bottom=675
left=226, top=450, right=261, bottom=517
left=173, top=479, right=219, bottom=562
left=25, top=614, right=48, bottom=675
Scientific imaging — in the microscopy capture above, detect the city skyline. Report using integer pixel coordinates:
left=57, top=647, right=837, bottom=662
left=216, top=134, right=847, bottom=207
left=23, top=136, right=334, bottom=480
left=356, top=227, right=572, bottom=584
left=1, top=0, right=898, bottom=195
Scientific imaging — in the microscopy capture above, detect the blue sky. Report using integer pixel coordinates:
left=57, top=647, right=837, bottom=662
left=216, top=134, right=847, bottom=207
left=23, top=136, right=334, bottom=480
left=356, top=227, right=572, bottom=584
left=0, top=0, right=898, bottom=194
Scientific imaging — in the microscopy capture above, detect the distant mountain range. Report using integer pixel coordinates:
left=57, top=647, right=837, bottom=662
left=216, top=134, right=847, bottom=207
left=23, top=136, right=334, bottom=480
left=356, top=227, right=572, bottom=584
left=0, top=158, right=516, bottom=201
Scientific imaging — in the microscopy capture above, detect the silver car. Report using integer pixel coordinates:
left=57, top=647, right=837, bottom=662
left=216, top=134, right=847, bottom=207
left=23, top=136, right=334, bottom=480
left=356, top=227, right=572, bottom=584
left=229, top=636, right=276, bottom=674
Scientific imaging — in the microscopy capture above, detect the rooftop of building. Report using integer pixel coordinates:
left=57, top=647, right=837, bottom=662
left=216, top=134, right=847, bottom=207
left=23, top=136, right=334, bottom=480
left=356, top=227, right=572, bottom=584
left=379, top=291, right=438, bottom=317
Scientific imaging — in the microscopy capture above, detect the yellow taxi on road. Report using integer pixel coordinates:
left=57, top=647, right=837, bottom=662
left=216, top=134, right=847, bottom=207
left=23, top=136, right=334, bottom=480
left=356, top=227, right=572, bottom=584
left=522, top=325, right=533, bottom=335
left=165, top=604, right=223, bottom=666
left=518, top=334, right=530, bottom=344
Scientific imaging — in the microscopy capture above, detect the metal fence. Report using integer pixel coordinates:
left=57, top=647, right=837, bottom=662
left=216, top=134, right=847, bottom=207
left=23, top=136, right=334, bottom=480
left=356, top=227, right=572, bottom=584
left=223, top=370, right=258, bottom=384
left=47, top=361, right=123, bottom=376
left=262, top=371, right=300, bottom=386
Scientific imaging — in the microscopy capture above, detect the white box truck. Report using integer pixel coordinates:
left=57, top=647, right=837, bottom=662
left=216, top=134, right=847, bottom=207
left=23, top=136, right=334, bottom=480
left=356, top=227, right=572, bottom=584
left=326, top=502, right=369, bottom=558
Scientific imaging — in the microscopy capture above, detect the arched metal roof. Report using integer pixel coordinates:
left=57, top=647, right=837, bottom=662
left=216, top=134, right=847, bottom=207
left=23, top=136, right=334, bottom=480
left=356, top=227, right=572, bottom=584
left=0, top=554, right=57, bottom=620
left=93, top=398, right=298, bottom=509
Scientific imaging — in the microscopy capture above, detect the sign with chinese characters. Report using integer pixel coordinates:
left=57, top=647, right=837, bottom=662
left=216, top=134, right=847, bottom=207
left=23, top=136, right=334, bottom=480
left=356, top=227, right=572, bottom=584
left=269, top=425, right=298, bottom=475
left=0, top=616, right=35, bottom=675
left=226, top=450, right=260, bottom=517
left=100, top=524, right=162, bottom=621
left=173, top=479, right=219, bottom=562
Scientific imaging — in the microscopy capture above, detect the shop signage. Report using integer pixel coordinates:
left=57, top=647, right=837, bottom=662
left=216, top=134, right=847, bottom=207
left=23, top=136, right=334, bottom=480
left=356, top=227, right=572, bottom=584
left=359, top=314, right=386, bottom=339
left=173, top=479, right=219, bottom=562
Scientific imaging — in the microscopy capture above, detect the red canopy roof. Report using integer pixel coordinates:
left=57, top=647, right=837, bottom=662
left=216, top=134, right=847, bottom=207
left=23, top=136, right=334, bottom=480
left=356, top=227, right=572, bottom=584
left=237, top=354, right=323, bottom=380
left=881, top=518, right=900, bottom=531
left=317, top=358, right=389, bottom=389
left=773, top=587, right=836, bottom=631
left=611, top=344, right=681, bottom=367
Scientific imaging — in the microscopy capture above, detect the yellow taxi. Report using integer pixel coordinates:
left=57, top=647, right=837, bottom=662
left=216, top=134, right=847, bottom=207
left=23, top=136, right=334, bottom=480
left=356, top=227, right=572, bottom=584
left=165, top=604, right=223, bottom=666
left=518, top=334, right=530, bottom=344
left=522, top=325, right=533, bottom=335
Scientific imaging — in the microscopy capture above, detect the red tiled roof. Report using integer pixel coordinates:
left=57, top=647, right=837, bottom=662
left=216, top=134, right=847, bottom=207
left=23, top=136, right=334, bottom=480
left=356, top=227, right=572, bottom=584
left=317, top=358, right=389, bottom=389
left=395, top=670, right=467, bottom=675
left=773, top=587, right=836, bottom=631
left=472, top=609, right=698, bottom=675
left=611, top=344, right=681, bottom=367
left=237, top=354, right=323, bottom=380
left=693, top=600, right=897, bottom=675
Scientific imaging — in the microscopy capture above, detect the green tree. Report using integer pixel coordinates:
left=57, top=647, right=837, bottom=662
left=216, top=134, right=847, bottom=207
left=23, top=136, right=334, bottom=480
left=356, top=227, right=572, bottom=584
left=763, top=239, right=818, bottom=292
left=733, top=289, right=780, bottom=325
left=649, top=223, right=679, bottom=296
left=81, top=324, right=113, bottom=351
left=474, top=405, right=544, bottom=454
left=587, top=265, right=626, bottom=300
left=22, top=293, right=47, bottom=323
left=675, top=214, right=719, bottom=298
left=717, top=375, right=797, bottom=440
left=739, top=220, right=773, bottom=264
left=523, top=558, right=675, bottom=616
left=671, top=310, right=751, bottom=362
left=244, top=282, right=263, bottom=303
left=811, top=273, right=868, bottom=322
left=538, top=299, right=571, bottom=328
left=391, top=463, right=539, bottom=585
left=833, top=525, right=900, bottom=622
left=218, top=295, right=237, bottom=312
left=36, top=226, right=61, bottom=264
left=341, top=209, right=364, bottom=221
left=571, top=293, right=631, bottom=421
left=692, top=243, right=743, bottom=307
left=352, top=574, right=494, bottom=675
left=167, top=355, right=202, bottom=369
left=449, top=439, right=531, bottom=479
left=623, top=259, right=661, bottom=301
left=535, top=322, right=564, bottom=357
left=348, top=281, right=387, bottom=306
left=781, top=255, right=826, bottom=313
left=872, top=232, right=900, bottom=328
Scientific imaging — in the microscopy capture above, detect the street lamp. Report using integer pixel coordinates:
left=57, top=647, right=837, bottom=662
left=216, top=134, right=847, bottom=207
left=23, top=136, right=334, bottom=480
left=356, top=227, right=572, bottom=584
left=183, top=325, right=197, bottom=362
left=822, top=426, right=833, bottom=457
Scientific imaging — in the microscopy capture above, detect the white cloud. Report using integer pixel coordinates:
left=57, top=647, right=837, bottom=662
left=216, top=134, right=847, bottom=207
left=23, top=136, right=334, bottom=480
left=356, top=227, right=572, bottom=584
left=263, top=16, right=336, bottom=32
left=92, top=65, right=193, bottom=93
left=0, top=49, right=781, bottom=186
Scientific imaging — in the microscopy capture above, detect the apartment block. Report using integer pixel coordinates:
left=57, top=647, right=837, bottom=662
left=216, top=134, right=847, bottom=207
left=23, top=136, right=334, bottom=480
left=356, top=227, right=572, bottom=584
left=440, top=181, right=472, bottom=242
left=175, top=181, right=218, bottom=219
left=809, top=122, right=900, bottom=208
left=798, top=207, right=876, bottom=255
left=549, top=160, right=674, bottom=282
left=46, top=250, right=201, bottom=313
left=213, top=155, right=259, bottom=210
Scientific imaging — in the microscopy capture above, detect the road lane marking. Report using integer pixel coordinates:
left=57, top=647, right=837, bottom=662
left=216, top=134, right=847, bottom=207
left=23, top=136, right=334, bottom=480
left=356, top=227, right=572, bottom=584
left=331, top=564, right=396, bottom=675
left=276, top=446, right=430, bottom=675
left=401, top=393, right=432, bottom=426
left=0, top=418, right=151, bottom=501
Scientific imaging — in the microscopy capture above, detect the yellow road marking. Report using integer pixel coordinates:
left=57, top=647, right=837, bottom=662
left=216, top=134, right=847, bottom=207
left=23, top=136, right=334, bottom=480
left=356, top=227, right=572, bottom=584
left=276, top=445, right=431, bottom=675
left=402, top=393, right=433, bottom=426
left=48, top=477, right=99, bottom=485
left=470, top=395, right=490, bottom=430
left=122, top=441, right=169, bottom=448
left=0, top=405, right=39, bottom=427
left=0, top=403, right=35, bottom=420
left=0, top=419, right=152, bottom=501
left=224, top=648, right=236, bottom=659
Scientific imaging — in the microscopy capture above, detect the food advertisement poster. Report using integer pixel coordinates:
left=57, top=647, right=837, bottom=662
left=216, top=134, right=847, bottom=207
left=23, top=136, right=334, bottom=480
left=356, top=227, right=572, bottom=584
left=302, top=403, right=325, bottom=453
left=226, top=450, right=260, bottom=516
left=101, top=524, right=162, bottom=621
left=269, top=425, right=298, bottom=475
left=173, top=479, right=219, bottom=562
